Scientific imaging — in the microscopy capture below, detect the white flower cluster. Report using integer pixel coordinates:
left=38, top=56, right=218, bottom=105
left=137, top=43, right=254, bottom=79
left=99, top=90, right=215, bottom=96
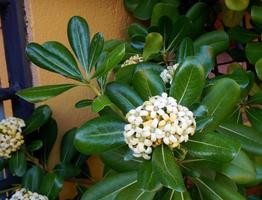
left=0, top=117, right=25, bottom=158
left=9, top=188, right=48, bottom=200
left=121, top=54, right=143, bottom=67
left=160, top=63, right=179, bottom=84
left=124, top=93, right=196, bottom=160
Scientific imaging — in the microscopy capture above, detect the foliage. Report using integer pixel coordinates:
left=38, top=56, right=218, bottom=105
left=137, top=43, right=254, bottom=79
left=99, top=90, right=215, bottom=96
left=9, top=0, right=262, bottom=199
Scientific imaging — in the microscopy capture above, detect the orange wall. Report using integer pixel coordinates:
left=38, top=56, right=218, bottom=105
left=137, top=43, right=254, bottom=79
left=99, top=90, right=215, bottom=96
left=25, top=0, right=132, bottom=198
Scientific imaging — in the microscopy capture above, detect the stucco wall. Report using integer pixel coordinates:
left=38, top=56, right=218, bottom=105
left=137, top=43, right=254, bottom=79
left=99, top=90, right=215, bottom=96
left=25, top=0, right=133, bottom=198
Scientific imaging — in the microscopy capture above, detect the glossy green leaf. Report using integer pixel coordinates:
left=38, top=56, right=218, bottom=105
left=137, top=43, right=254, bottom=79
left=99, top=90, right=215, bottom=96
left=124, top=0, right=139, bottom=12
left=215, top=173, right=238, bottom=192
left=54, top=163, right=81, bottom=179
left=17, top=84, right=76, bottom=103
left=246, top=108, right=262, bottom=132
left=177, top=37, right=194, bottom=63
left=60, top=128, right=78, bottom=163
left=88, top=32, right=104, bottom=71
left=217, top=123, right=262, bottom=155
left=195, top=46, right=215, bottom=76
left=39, top=118, right=58, bottom=165
left=100, top=146, right=142, bottom=172
left=27, top=140, right=43, bottom=152
left=225, top=0, right=249, bottom=11
left=201, top=78, right=240, bottom=130
left=221, top=150, right=256, bottom=184
left=133, top=0, right=158, bottom=20
left=152, top=145, right=185, bottom=192
left=26, top=42, right=82, bottom=81
left=248, top=91, right=262, bottom=104
left=251, top=6, right=262, bottom=25
left=194, top=30, right=229, bottom=55
left=68, top=16, right=90, bottom=73
left=106, top=82, right=143, bottom=114
left=170, top=57, right=205, bottom=107
left=39, top=172, right=63, bottom=200
left=133, top=69, right=165, bottom=101
left=81, top=171, right=137, bottom=200
left=75, top=99, right=92, bottom=108
left=163, top=190, right=192, bottom=200
left=8, top=151, right=26, bottom=177
left=74, top=116, right=125, bottom=154
left=128, top=23, right=148, bottom=39
left=93, top=43, right=125, bottom=77
left=245, top=42, right=262, bottom=64
left=184, top=131, right=240, bottom=162
left=22, top=166, right=44, bottom=192
left=116, top=182, right=156, bottom=200
left=228, top=26, right=258, bottom=43
left=151, top=3, right=179, bottom=26
left=194, top=177, right=245, bottom=200
left=91, top=95, right=112, bottom=113
left=143, top=32, right=163, bottom=60
left=255, top=58, right=262, bottom=80
left=23, top=105, right=52, bottom=135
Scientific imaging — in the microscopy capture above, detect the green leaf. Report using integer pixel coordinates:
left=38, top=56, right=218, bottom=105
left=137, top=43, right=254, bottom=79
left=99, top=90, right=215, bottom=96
left=133, top=69, right=165, bottom=101
left=151, top=3, right=179, bottom=26
left=74, top=116, right=126, bottom=154
left=152, top=145, right=185, bottom=192
left=116, top=182, right=156, bottom=200
left=91, top=95, right=112, bottom=113
left=225, top=0, right=249, bottom=11
left=201, top=78, right=240, bottom=130
left=184, top=131, right=240, bottom=162
left=124, top=0, right=139, bottom=12
left=60, top=128, right=78, bottom=163
left=22, top=166, right=44, bottom=193
left=220, top=150, right=256, bottom=184
left=39, top=172, right=63, bottom=200
left=93, top=43, right=125, bottom=77
left=194, top=30, right=229, bottom=55
left=26, top=42, right=82, bottom=81
left=138, top=161, right=162, bottom=191
left=143, top=32, right=163, bottom=60
left=245, top=42, right=262, bottom=64
left=75, top=99, right=92, bottom=108
left=195, top=46, right=215, bottom=76
left=163, top=190, right=192, bottom=200
left=17, top=84, right=76, bottom=103
left=246, top=108, right=262, bottom=132
left=170, top=57, right=205, bottom=107
left=255, top=58, right=262, bottom=80
left=39, top=118, right=58, bottom=164
left=248, top=91, right=262, bottom=104
left=54, top=163, right=81, bottom=179
left=133, top=0, right=158, bottom=20
left=217, top=123, right=262, bottom=155
left=23, top=105, right=52, bottom=135
left=128, top=23, right=148, bottom=39
left=68, top=16, right=90, bottom=73
left=177, top=37, right=194, bottom=63
left=80, top=171, right=137, bottom=200
left=27, top=140, right=43, bottom=152
left=100, top=146, right=143, bottom=172
left=222, top=6, right=244, bottom=27
left=252, top=6, right=262, bottom=26
left=228, top=26, right=258, bottom=43
left=194, top=177, right=245, bottom=200
left=89, top=32, right=104, bottom=71
left=8, top=151, right=26, bottom=177
left=106, top=82, right=143, bottom=114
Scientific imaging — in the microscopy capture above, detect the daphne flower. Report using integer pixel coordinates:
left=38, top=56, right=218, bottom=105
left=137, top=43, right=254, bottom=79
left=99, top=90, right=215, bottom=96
left=121, top=54, right=143, bottom=67
left=0, top=117, right=25, bottom=158
left=123, top=93, right=196, bottom=160
left=160, top=63, right=179, bottom=84
left=9, top=188, right=48, bottom=200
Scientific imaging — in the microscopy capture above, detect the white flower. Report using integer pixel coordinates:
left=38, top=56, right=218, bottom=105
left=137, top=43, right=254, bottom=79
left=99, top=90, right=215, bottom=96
left=121, top=54, right=143, bottom=67
left=9, top=188, right=48, bottom=200
left=160, top=63, right=179, bottom=84
left=123, top=93, right=196, bottom=160
left=0, top=117, right=25, bottom=158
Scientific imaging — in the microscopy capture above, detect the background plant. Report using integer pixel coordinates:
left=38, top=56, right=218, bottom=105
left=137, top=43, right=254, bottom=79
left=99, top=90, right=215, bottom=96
left=14, top=0, right=262, bottom=199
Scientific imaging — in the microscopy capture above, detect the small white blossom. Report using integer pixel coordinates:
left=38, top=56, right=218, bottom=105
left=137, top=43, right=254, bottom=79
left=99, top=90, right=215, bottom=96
left=9, top=188, right=48, bottom=200
left=124, top=93, right=196, bottom=160
left=0, top=117, right=25, bottom=158
left=160, top=63, right=179, bottom=84
left=121, top=54, right=143, bottom=67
